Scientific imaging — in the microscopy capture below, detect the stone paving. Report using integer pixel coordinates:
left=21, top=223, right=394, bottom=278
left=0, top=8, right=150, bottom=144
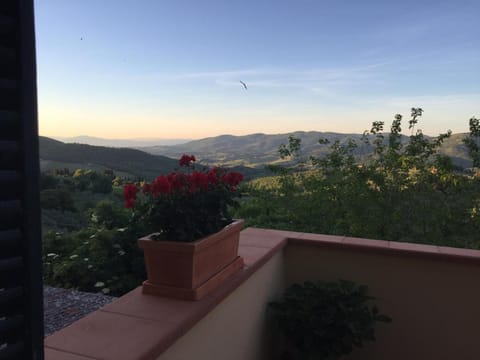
left=43, top=286, right=116, bottom=336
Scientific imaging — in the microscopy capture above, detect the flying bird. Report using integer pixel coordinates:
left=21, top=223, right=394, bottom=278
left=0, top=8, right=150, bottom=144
left=239, top=80, right=248, bottom=90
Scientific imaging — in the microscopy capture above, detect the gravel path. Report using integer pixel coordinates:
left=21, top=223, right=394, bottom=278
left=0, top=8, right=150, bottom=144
left=43, top=286, right=117, bottom=337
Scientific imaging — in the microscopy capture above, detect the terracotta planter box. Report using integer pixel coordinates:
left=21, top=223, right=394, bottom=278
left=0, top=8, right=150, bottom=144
left=138, top=219, right=245, bottom=300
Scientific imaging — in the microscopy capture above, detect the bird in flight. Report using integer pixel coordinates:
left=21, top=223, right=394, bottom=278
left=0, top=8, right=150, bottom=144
left=239, top=80, right=248, bottom=90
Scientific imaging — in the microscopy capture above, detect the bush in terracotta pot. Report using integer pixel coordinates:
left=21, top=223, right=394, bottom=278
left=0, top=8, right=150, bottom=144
left=123, top=154, right=244, bottom=241
left=123, top=155, right=245, bottom=300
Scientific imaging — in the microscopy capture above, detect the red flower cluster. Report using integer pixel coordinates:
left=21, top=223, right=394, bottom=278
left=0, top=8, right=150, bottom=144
left=122, top=155, right=244, bottom=241
left=149, top=175, right=171, bottom=196
left=123, top=155, right=244, bottom=211
left=123, top=183, right=139, bottom=208
left=222, top=172, right=244, bottom=190
left=141, top=170, right=242, bottom=197
left=179, top=154, right=196, bottom=167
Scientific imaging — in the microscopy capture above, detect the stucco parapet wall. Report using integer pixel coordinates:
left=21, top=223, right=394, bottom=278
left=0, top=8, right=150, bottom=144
left=44, top=228, right=287, bottom=360
left=276, top=230, right=480, bottom=265
left=45, top=228, right=480, bottom=360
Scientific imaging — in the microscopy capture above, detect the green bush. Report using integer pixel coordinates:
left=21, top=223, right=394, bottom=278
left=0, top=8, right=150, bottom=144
left=268, top=280, right=391, bottom=360
left=43, top=197, right=146, bottom=296
left=43, top=225, right=146, bottom=296
left=40, top=189, right=76, bottom=212
left=236, top=109, right=480, bottom=248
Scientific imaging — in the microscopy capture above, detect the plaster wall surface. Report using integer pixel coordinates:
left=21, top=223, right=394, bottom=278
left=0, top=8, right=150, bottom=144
left=285, top=244, right=480, bottom=360
left=156, top=250, right=285, bottom=360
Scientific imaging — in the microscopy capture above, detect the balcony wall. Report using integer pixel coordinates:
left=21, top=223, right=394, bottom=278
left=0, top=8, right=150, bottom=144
left=157, top=250, right=284, bottom=360
left=285, top=235, right=480, bottom=359
left=45, top=229, right=480, bottom=360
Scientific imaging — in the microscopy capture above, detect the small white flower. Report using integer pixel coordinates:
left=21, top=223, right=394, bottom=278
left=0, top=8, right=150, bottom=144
left=69, top=254, right=78, bottom=259
left=118, top=250, right=126, bottom=256
left=47, top=253, right=57, bottom=257
left=94, top=282, right=105, bottom=288
left=88, top=265, right=94, bottom=269
left=84, top=258, right=89, bottom=262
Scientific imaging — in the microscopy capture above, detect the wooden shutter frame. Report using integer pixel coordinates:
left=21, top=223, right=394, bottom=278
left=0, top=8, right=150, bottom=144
left=19, top=0, right=44, bottom=358
left=1, top=0, right=44, bottom=358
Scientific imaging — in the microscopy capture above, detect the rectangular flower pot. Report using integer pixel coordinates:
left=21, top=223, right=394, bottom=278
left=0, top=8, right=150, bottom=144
left=138, top=219, right=244, bottom=300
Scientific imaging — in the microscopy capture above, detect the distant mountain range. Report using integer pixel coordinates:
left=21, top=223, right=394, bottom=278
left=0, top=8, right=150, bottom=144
left=138, top=131, right=475, bottom=169
left=39, top=131, right=476, bottom=181
left=53, top=135, right=191, bottom=147
left=39, top=137, right=266, bottom=180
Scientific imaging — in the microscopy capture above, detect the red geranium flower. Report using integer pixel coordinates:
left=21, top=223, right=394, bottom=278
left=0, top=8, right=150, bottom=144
left=123, top=183, right=139, bottom=208
left=222, top=172, right=244, bottom=187
left=179, top=154, right=196, bottom=167
left=207, top=167, right=220, bottom=185
left=189, top=171, right=209, bottom=192
left=150, top=175, right=171, bottom=197
left=168, top=172, right=186, bottom=190
left=142, top=183, right=151, bottom=194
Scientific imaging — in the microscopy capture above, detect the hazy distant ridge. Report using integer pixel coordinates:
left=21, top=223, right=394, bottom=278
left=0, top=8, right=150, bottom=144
left=138, top=131, right=474, bottom=168
left=139, top=131, right=366, bottom=166
left=42, top=131, right=475, bottom=174
left=54, top=135, right=191, bottom=148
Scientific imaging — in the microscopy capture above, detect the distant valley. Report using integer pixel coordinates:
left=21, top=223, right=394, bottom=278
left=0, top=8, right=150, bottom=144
left=40, top=131, right=476, bottom=181
left=137, top=131, right=474, bottom=169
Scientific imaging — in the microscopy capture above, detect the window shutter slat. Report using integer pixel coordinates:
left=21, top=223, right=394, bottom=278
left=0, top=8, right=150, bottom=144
left=0, top=314, right=24, bottom=340
left=0, top=341, right=25, bottom=359
left=0, top=230, right=21, bottom=257
left=0, top=287, right=23, bottom=308
left=0, top=142, right=19, bottom=168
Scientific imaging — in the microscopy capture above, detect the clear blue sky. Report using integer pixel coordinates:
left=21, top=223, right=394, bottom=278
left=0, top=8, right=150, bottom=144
left=35, top=0, right=480, bottom=138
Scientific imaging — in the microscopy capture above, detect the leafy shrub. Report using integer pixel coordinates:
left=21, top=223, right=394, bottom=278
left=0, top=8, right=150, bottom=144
left=268, top=280, right=391, bottom=360
left=236, top=109, right=480, bottom=248
left=43, top=225, right=146, bottom=296
left=40, top=189, right=76, bottom=211
left=43, top=195, right=146, bottom=296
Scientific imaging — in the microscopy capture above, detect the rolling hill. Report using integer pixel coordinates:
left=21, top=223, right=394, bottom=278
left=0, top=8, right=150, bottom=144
left=40, top=130, right=476, bottom=181
left=138, top=132, right=367, bottom=167
left=39, top=137, right=179, bottom=180
left=39, top=137, right=267, bottom=180
left=138, top=131, right=475, bottom=168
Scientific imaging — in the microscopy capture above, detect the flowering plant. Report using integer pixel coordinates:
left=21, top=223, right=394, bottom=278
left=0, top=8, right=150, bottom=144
left=123, top=154, right=244, bottom=242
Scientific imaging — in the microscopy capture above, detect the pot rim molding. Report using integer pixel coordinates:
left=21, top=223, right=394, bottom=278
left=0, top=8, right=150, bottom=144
left=138, top=219, right=245, bottom=254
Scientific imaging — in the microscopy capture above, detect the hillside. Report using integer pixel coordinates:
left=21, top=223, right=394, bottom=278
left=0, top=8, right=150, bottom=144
left=39, top=137, right=267, bottom=180
left=139, top=132, right=367, bottom=166
left=138, top=131, right=475, bottom=168
left=39, top=137, right=178, bottom=180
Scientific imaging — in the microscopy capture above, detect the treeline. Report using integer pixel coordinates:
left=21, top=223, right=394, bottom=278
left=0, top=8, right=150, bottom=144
left=236, top=109, right=480, bottom=249
left=39, top=136, right=178, bottom=179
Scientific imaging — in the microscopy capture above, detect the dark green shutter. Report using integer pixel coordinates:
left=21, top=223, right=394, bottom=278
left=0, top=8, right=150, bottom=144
left=0, top=0, right=44, bottom=359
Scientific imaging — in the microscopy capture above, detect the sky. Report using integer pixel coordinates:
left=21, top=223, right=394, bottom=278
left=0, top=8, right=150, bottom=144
left=35, top=0, right=480, bottom=139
